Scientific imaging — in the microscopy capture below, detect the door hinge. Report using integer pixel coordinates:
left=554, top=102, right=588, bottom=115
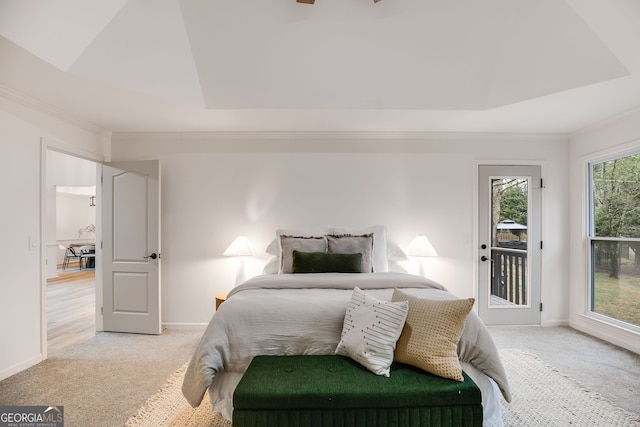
left=101, top=306, right=103, bottom=315
left=539, top=302, right=543, bottom=312
left=540, top=241, right=543, bottom=250
left=540, top=178, right=545, bottom=188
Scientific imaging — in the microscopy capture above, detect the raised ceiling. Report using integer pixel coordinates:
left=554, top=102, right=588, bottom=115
left=1, top=0, right=640, bottom=133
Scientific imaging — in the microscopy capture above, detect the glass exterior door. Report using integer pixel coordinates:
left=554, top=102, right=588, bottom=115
left=478, top=165, right=541, bottom=325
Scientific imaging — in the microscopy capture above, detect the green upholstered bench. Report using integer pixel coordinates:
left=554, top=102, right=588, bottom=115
left=233, top=355, right=482, bottom=427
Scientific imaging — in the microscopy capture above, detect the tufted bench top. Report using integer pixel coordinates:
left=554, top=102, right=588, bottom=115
left=233, top=355, right=482, bottom=427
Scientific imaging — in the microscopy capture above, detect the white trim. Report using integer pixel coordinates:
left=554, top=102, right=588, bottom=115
left=541, top=319, right=569, bottom=327
left=577, top=141, right=640, bottom=352
left=113, top=130, right=567, bottom=142
left=43, top=137, right=105, bottom=163
left=0, top=84, right=109, bottom=136
left=39, top=141, right=46, bottom=360
left=572, top=314, right=640, bottom=354
left=40, top=138, right=105, bottom=361
left=587, top=311, right=640, bottom=335
left=162, top=322, right=208, bottom=329
left=474, top=161, right=546, bottom=326
left=0, top=355, right=43, bottom=382
left=585, top=140, right=640, bottom=165
left=111, top=132, right=568, bottom=159
left=588, top=236, right=640, bottom=243
left=571, top=105, right=640, bottom=139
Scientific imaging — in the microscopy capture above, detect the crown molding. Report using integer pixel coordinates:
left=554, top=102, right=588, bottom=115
left=112, top=130, right=567, bottom=142
left=0, top=84, right=110, bottom=137
left=570, top=104, right=640, bottom=139
left=110, top=130, right=568, bottom=157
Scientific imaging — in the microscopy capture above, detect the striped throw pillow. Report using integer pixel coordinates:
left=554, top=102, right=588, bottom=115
left=335, top=287, right=408, bottom=376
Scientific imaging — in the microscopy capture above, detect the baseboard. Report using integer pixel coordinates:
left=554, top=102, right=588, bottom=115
left=0, top=354, right=43, bottom=382
left=162, top=322, right=208, bottom=330
left=541, top=319, right=569, bottom=327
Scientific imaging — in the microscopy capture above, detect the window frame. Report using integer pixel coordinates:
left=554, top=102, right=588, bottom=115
left=586, top=149, right=640, bottom=334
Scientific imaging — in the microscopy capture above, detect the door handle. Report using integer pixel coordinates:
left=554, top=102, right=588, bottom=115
left=481, top=255, right=493, bottom=262
left=144, top=253, right=158, bottom=260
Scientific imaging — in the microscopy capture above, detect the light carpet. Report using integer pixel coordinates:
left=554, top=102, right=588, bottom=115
left=126, top=349, right=640, bottom=427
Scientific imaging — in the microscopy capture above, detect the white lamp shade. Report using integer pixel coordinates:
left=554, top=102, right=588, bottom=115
left=406, top=235, right=438, bottom=257
left=223, top=235, right=254, bottom=257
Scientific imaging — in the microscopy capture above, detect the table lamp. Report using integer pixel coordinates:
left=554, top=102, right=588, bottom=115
left=223, top=235, right=254, bottom=286
left=406, top=235, right=438, bottom=276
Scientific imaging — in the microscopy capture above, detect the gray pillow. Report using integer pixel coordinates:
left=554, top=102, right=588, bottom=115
left=327, top=234, right=374, bottom=272
left=292, top=251, right=363, bottom=273
left=279, top=235, right=327, bottom=274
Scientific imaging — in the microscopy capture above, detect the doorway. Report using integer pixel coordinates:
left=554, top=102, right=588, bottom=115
left=45, top=149, right=98, bottom=354
left=478, top=165, right=542, bottom=325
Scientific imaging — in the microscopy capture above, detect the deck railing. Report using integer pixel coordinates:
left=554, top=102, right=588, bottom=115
left=490, top=247, right=527, bottom=305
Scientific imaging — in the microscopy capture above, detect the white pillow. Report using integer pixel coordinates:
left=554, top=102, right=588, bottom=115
left=335, top=287, right=408, bottom=377
left=329, top=225, right=389, bottom=272
left=279, top=235, right=327, bottom=274
left=265, top=239, right=279, bottom=256
left=387, top=240, right=409, bottom=262
left=387, top=260, right=409, bottom=273
left=262, top=256, right=279, bottom=274
left=327, top=234, right=374, bottom=272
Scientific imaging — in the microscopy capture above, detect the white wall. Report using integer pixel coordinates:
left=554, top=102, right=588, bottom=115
left=569, top=107, right=640, bottom=353
left=0, top=110, right=43, bottom=380
left=5, top=80, right=638, bottom=378
left=111, top=132, right=570, bottom=327
left=45, top=151, right=97, bottom=270
left=0, top=96, right=107, bottom=381
left=0, top=88, right=577, bottom=381
left=55, top=193, right=96, bottom=241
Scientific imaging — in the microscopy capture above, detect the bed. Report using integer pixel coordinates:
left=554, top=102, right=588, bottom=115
left=182, top=227, right=512, bottom=427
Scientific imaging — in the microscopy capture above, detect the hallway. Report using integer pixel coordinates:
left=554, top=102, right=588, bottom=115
left=46, top=270, right=96, bottom=355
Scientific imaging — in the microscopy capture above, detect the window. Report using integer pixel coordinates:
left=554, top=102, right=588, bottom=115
left=588, top=152, right=640, bottom=330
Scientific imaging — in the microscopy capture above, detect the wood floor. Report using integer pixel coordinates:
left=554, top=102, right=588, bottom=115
left=46, top=269, right=96, bottom=355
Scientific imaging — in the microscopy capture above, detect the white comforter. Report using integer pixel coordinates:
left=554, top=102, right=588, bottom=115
left=182, top=273, right=512, bottom=425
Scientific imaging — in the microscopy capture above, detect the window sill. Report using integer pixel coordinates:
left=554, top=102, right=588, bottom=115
left=572, top=313, right=640, bottom=354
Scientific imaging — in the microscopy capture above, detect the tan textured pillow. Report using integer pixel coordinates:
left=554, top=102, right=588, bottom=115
left=392, top=289, right=474, bottom=382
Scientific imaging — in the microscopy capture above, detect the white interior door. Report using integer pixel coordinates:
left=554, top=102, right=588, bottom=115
left=102, top=160, right=161, bottom=334
left=478, top=165, right=541, bottom=325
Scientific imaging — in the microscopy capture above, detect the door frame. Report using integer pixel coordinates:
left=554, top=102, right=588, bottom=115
left=40, top=138, right=104, bottom=360
left=473, top=161, right=544, bottom=325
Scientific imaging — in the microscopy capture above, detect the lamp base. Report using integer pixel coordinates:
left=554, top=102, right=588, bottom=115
left=235, top=257, right=247, bottom=286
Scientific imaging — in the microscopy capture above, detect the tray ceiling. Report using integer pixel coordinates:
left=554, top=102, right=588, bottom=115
left=1, top=0, right=640, bottom=133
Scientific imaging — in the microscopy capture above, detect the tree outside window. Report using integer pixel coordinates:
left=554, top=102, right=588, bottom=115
left=590, top=153, right=640, bottom=327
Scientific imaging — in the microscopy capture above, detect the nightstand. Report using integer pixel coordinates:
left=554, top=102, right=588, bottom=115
left=215, top=292, right=228, bottom=310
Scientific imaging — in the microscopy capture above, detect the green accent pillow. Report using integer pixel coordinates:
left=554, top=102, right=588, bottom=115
left=292, top=251, right=363, bottom=273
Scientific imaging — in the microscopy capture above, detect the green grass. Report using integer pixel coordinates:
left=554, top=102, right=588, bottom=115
left=593, top=271, right=640, bottom=326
